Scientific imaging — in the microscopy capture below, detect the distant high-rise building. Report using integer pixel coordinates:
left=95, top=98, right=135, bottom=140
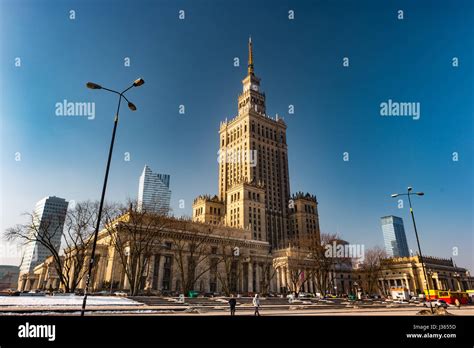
left=137, top=165, right=171, bottom=214
left=381, top=215, right=410, bottom=257
left=19, top=196, right=69, bottom=273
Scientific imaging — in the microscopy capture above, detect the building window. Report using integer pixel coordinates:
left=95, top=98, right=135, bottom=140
left=210, top=258, right=218, bottom=292
left=162, top=256, right=172, bottom=291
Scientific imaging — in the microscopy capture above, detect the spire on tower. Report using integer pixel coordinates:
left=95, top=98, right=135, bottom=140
left=248, top=36, right=254, bottom=75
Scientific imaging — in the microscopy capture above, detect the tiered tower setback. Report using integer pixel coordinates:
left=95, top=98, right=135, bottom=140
left=194, top=38, right=319, bottom=250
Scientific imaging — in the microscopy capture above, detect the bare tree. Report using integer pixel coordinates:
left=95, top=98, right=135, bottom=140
left=282, top=239, right=316, bottom=295
left=59, top=201, right=101, bottom=292
left=287, top=261, right=313, bottom=295
left=356, top=246, right=387, bottom=295
left=5, top=200, right=118, bottom=293
left=167, top=218, right=216, bottom=295
left=103, top=201, right=169, bottom=296
left=215, top=245, right=237, bottom=296
left=259, top=257, right=277, bottom=295
left=306, top=233, right=340, bottom=295
left=214, top=232, right=242, bottom=296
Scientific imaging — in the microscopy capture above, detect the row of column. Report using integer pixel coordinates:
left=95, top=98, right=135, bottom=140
left=96, top=250, right=276, bottom=294
left=275, top=266, right=316, bottom=293
left=380, top=278, right=412, bottom=293
left=143, top=254, right=166, bottom=291
left=143, top=257, right=272, bottom=294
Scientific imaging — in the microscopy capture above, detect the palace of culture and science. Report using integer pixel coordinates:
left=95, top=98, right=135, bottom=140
left=19, top=39, right=472, bottom=297
left=193, top=38, right=321, bottom=250
left=18, top=38, right=323, bottom=295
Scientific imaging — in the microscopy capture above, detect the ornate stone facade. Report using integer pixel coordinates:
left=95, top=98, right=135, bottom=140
left=377, top=255, right=473, bottom=295
left=18, top=256, right=62, bottom=292
left=71, top=215, right=275, bottom=295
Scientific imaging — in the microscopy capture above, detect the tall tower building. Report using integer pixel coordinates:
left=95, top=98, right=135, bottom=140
left=138, top=165, right=171, bottom=215
left=194, top=38, right=319, bottom=250
left=19, top=196, right=69, bottom=273
left=217, top=38, right=291, bottom=248
left=381, top=215, right=410, bottom=257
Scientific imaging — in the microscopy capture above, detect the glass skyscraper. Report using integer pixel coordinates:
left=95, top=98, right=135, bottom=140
left=381, top=215, right=410, bottom=257
left=19, top=196, right=69, bottom=273
left=137, top=165, right=171, bottom=215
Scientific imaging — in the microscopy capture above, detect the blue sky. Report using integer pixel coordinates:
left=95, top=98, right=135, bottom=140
left=1, top=0, right=473, bottom=270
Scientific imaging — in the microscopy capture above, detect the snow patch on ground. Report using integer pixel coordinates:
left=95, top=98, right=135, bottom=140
left=0, top=295, right=142, bottom=307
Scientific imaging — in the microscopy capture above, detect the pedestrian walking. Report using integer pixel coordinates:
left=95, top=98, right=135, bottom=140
left=252, top=293, right=260, bottom=316
left=228, top=294, right=237, bottom=316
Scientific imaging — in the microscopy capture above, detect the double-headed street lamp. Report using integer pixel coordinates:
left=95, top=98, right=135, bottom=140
left=391, top=186, right=433, bottom=313
left=80, top=78, right=145, bottom=316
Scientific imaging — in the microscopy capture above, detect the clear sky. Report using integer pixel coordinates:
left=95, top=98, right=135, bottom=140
left=1, top=0, right=473, bottom=270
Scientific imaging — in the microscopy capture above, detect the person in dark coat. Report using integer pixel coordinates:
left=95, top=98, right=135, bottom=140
left=228, top=294, right=237, bottom=316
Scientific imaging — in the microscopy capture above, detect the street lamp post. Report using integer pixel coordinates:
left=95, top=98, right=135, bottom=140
left=80, top=78, right=145, bottom=317
left=391, top=186, right=433, bottom=314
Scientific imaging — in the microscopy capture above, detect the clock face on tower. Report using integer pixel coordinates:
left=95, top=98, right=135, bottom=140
left=251, top=84, right=259, bottom=91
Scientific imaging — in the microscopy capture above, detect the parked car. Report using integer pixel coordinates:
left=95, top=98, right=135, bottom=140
left=424, top=299, right=448, bottom=308
left=0, top=288, right=20, bottom=296
left=114, top=291, right=128, bottom=297
left=298, top=292, right=313, bottom=299
left=9, top=289, right=21, bottom=296
left=202, top=292, right=221, bottom=297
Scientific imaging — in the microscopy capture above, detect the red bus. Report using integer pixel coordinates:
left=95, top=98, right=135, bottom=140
left=424, top=290, right=469, bottom=305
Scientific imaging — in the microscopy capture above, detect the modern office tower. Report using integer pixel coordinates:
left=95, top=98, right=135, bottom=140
left=381, top=215, right=410, bottom=257
left=19, top=196, right=69, bottom=273
left=137, top=165, right=171, bottom=215
left=192, top=38, right=320, bottom=249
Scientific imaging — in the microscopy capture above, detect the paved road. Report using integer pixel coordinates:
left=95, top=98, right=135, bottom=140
left=86, top=305, right=474, bottom=316
left=2, top=296, right=473, bottom=316
left=226, top=307, right=474, bottom=316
